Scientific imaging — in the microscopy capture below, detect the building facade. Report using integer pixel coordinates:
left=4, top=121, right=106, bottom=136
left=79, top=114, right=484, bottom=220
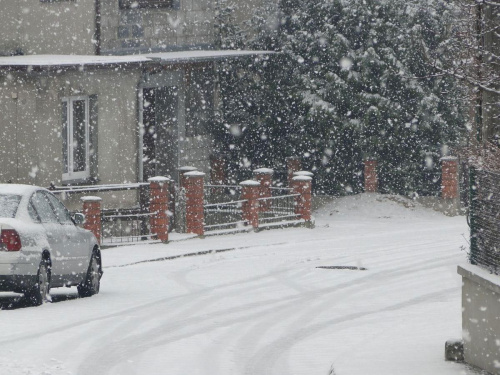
left=0, top=0, right=274, bottom=208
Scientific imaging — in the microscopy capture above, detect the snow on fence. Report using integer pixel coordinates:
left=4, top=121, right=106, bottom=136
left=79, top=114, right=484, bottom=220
left=258, top=188, right=299, bottom=225
left=203, top=185, right=304, bottom=232
left=48, top=167, right=314, bottom=243
left=469, top=167, right=500, bottom=274
left=50, top=182, right=155, bottom=245
left=204, top=200, right=247, bottom=231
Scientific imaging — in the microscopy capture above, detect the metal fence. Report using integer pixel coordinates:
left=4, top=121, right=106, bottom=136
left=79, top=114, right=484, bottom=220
left=203, top=186, right=300, bottom=232
left=101, top=208, right=154, bottom=244
left=257, top=194, right=299, bottom=225
left=50, top=183, right=153, bottom=245
left=258, top=187, right=299, bottom=225
left=469, top=167, right=500, bottom=273
left=204, top=200, right=247, bottom=232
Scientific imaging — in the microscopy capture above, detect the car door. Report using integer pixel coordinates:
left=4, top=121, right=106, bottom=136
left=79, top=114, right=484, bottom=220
left=30, top=191, right=68, bottom=283
left=45, top=192, right=90, bottom=278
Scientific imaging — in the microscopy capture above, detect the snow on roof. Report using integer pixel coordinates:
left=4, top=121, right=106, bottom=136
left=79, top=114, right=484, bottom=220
left=0, top=54, right=150, bottom=67
left=0, top=50, right=274, bottom=68
left=145, top=50, right=274, bottom=63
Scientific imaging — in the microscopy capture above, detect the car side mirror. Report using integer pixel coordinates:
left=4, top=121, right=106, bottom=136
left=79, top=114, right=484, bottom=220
left=73, top=213, right=85, bottom=226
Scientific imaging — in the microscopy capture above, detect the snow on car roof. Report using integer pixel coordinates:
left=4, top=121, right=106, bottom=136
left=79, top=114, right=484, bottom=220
left=0, top=184, right=41, bottom=196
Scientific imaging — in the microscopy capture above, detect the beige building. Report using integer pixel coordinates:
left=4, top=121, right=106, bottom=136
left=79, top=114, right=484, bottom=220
left=0, top=0, right=274, bottom=209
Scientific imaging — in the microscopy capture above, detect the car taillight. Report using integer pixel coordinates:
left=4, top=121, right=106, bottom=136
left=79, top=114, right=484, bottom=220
left=0, top=229, right=22, bottom=251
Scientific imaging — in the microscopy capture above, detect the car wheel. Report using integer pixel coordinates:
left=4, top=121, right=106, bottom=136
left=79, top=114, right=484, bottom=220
left=26, top=261, right=50, bottom=306
left=78, top=252, right=101, bottom=298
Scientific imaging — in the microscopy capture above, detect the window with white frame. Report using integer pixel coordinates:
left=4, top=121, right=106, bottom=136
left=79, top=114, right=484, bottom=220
left=62, top=96, right=90, bottom=181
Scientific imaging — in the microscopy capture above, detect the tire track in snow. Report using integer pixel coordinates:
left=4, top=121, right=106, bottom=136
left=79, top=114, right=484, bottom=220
left=75, top=248, right=460, bottom=374
left=231, top=251, right=460, bottom=374
left=243, top=287, right=458, bottom=375
left=0, top=264, right=300, bottom=345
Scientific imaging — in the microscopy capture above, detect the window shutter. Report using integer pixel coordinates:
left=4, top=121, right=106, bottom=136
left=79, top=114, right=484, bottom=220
left=89, top=95, right=99, bottom=181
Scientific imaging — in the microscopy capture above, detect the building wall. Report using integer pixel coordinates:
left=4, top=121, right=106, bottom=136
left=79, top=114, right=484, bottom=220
left=100, top=0, right=215, bottom=55
left=0, top=0, right=96, bottom=56
left=458, top=265, right=500, bottom=375
left=0, top=68, right=142, bottom=208
left=0, top=65, right=212, bottom=204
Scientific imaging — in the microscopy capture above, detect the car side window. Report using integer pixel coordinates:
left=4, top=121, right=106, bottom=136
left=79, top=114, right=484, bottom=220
left=28, top=201, right=41, bottom=223
left=44, top=192, right=73, bottom=224
left=31, top=192, right=58, bottom=223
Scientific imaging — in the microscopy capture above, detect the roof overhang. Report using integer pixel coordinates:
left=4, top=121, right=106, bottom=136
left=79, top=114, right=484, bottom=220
left=0, top=50, right=275, bottom=70
left=145, top=50, right=275, bottom=63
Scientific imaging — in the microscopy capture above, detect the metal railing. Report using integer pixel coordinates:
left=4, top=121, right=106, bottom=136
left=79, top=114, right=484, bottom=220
left=50, top=182, right=153, bottom=244
left=49, top=182, right=150, bottom=195
left=258, top=193, right=299, bottom=225
left=204, top=200, right=247, bottom=232
left=202, top=184, right=300, bottom=232
left=469, top=167, right=500, bottom=274
left=101, top=208, right=154, bottom=245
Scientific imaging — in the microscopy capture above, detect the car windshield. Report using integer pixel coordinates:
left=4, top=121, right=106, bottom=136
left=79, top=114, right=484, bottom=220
left=0, top=194, right=22, bottom=218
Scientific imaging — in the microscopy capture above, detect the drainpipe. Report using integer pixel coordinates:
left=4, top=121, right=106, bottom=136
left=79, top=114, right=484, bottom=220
left=94, top=0, right=101, bottom=55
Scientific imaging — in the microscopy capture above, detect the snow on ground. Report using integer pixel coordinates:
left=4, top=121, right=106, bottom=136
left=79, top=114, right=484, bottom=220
left=0, top=193, right=480, bottom=375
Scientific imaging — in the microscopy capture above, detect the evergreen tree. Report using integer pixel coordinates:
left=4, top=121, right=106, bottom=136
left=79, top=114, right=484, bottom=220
left=214, top=0, right=467, bottom=195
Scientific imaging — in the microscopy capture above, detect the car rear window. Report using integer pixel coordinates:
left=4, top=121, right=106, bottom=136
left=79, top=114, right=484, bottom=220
left=0, top=194, right=21, bottom=218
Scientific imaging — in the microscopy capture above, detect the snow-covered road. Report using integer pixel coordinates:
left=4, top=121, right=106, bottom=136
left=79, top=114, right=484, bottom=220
left=0, top=194, right=475, bottom=375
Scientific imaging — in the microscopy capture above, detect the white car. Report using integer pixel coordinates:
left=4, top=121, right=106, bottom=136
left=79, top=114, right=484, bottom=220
left=0, top=184, right=102, bottom=305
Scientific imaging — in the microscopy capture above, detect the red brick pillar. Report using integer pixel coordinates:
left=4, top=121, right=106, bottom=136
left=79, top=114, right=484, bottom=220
left=210, top=154, right=227, bottom=185
left=441, top=156, right=459, bottom=199
left=240, top=180, right=260, bottom=229
left=292, top=176, right=312, bottom=222
left=287, top=157, right=302, bottom=187
left=253, top=168, right=274, bottom=212
left=178, top=166, right=198, bottom=189
left=81, top=196, right=102, bottom=245
left=364, top=158, right=378, bottom=193
left=291, top=171, right=314, bottom=191
left=184, top=171, right=205, bottom=236
left=148, top=176, right=170, bottom=243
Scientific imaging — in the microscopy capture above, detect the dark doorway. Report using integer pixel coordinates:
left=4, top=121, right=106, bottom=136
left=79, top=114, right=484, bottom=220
left=142, top=86, right=179, bottom=182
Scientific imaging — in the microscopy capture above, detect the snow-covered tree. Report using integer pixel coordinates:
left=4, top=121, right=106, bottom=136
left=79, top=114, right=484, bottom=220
left=215, top=0, right=468, bottom=195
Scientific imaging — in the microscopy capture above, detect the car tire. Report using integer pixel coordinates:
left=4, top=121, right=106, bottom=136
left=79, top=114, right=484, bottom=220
left=78, top=252, right=101, bottom=298
left=26, top=261, right=51, bottom=306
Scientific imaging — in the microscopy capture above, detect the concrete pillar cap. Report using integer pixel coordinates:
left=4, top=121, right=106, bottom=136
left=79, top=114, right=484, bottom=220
left=80, top=196, right=102, bottom=202
left=293, top=170, right=314, bottom=177
left=440, top=156, right=458, bottom=161
left=292, top=176, right=312, bottom=182
left=178, top=166, right=198, bottom=172
left=148, top=176, right=170, bottom=183
left=253, top=168, right=274, bottom=175
left=240, top=180, right=261, bottom=186
left=185, top=171, right=206, bottom=177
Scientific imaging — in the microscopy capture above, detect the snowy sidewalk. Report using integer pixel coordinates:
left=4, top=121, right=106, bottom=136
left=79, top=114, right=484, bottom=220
left=0, top=193, right=478, bottom=375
